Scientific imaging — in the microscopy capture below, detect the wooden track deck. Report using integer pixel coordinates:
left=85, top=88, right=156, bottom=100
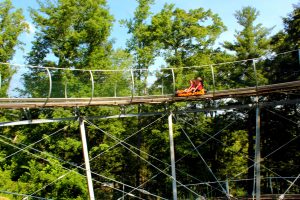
left=0, top=80, right=300, bottom=108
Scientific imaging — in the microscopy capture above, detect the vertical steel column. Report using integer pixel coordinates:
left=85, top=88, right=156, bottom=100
left=225, top=178, right=230, bottom=197
left=298, top=49, right=300, bottom=65
left=79, top=117, right=95, bottom=200
left=254, top=97, right=261, bottom=200
left=168, top=113, right=177, bottom=200
left=269, top=178, right=273, bottom=194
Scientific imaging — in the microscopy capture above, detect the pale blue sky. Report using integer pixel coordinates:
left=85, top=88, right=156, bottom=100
left=11, top=0, right=299, bottom=64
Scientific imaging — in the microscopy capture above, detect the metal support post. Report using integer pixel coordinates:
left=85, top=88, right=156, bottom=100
left=253, top=60, right=258, bottom=90
left=210, top=65, right=216, bottom=95
left=130, top=69, right=135, bottom=102
left=171, top=69, right=176, bottom=94
left=168, top=112, right=177, bottom=200
left=42, top=68, right=52, bottom=107
left=225, top=178, right=230, bottom=196
left=254, top=97, right=261, bottom=200
left=298, top=49, right=300, bottom=65
left=88, top=70, right=94, bottom=106
left=79, top=117, right=95, bottom=200
left=161, top=78, right=164, bottom=95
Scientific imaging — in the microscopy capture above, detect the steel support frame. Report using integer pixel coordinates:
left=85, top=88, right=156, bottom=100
left=254, top=97, right=261, bottom=200
left=168, top=112, right=177, bottom=200
left=1, top=97, right=299, bottom=127
left=79, top=117, right=95, bottom=200
left=0, top=97, right=298, bottom=200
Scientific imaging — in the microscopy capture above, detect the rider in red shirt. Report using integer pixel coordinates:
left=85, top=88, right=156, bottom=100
left=185, top=77, right=203, bottom=92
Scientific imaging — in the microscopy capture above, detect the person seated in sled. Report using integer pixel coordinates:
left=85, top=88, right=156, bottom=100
left=184, top=77, right=203, bottom=93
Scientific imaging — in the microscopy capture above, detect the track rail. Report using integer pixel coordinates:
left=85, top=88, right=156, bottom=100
left=0, top=80, right=300, bottom=108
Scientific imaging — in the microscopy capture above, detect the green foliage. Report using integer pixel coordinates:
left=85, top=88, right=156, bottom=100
left=223, top=6, right=272, bottom=59
left=283, top=4, right=300, bottom=48
left=267, top=5, right=300, bottom=84
left=0, top=0, right=28, bottom=97
left=1, top=1, right=300, bottom=199
left=150, top=4, right=226, bottom=90
left=0, top=0, right=28, bottom=62
left=23, top=0, right=114, bottom=98
left=222, top=6, right=271, bottom=88
left=122, top=0, right=156, bottom=95
left=19, top=159, right=87, bottom=199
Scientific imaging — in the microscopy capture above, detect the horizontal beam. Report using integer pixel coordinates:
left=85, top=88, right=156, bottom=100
left=0, top=98, right=299, bottom=127
left=0, top=117, right=77, bottom=127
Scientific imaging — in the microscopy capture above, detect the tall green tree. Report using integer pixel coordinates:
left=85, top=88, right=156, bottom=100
left=23, top=0, right=114, bottom=98
left=7, top=0, right=117, bottom=199
left=223, top=6, right=271, bottom=88
left=151, top=4, right=226, bottom=90
left=261, top=5, right=300, bottom=195
left=223, top=6, right=271, bottom=60
left=0, top=0, right=28, bottom=97
left=223, top=6, right=272, bottom=195
left=267, top=4, right=300, bottom=83
left=121, top=0, right=156, bottom=188
left=122, top=0, right=156, bottom=95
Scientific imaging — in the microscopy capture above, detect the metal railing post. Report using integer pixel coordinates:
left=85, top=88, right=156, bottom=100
left=210, top=65, right=216, bottom=95
left=130, top=69, right=135, bottom=101
left=88, top=70, right=94, bottom=106
left=171, top=69, right=175, bottom=94
left=253, top=59, right=258, bottom=90
left=161, top=78, right=164, bottom=95
left=64, top=82, right=68, bottom=99
left=43, top=68, right=52, bottom=107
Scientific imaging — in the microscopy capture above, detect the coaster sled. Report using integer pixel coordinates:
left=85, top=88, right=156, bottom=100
left=175, top=89, right=206, bottom=97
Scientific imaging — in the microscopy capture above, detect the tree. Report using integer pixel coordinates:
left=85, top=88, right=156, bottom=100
left=223, top=6, right=272, bottom=195
left=23, top=0, right=114, bottom=98
left=0, top=0, right=28, bottom=97
left=261, top=5, right=300, bottom=194
left=121, top=0, right=156, bottom=188
left=283, top=3, right=300, bottom=48
left=267, top=4, right=300, bottom=83
left=222, top=7, right=271, bottom=88
left=0, top=0, right=28, bottom=62
left=8, top=0, right=118, bottom=199
left=151, top=4, right=226, bottom=90
left=122, top=0, right=156, bottom=95
left=223, top=6, right=271, bottom=60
